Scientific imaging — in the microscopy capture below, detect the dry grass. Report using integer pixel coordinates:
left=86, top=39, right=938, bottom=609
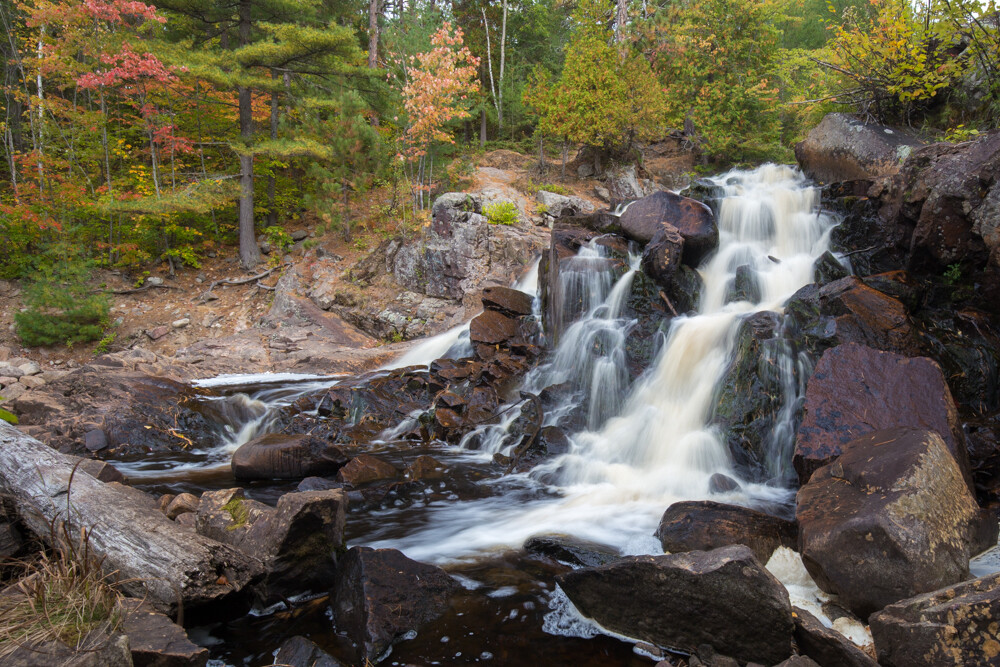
left=0, top=524, right=124, bottom=660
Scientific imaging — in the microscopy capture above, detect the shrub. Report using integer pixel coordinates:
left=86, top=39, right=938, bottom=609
left=483, top=201, right=519, bottom=225
left=15, top=263, right=110, bottom=348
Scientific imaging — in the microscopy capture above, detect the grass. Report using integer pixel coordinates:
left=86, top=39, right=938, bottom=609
left=0, top=525, right=124, bottom=659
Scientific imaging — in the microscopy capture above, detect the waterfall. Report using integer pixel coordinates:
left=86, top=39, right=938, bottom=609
left=372, top=164, right=838, bottom=560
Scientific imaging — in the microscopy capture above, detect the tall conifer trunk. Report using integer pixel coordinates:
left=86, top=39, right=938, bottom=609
left=238, top=0, right=261, bottom=269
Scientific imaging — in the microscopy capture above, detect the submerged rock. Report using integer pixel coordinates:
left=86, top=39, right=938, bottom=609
left=797, top=427, right=982, bottom=618
left=655, top=500, right=797, bottom=565
left=331, top=546, right=459, bottom=663
left=793, top=343, right=969, bottom=487
left=274, top=636, right=346, bottom=667
left=869, top=571, right=1000, bottom=666
left=557, top=545, right=793, bottom=664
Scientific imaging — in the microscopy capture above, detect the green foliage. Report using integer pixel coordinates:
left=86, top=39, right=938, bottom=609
left=944, top=125, right=982, bottom=143
left=94, top=332, right=117, bottom=356
left=263, top=226, right=293, bottom=253
left=483, top=201, right=519, bottom=225
left=523, top=178, right=568, bottom=195
left=0, top=407, right=17, bottom=425
left=14, top=260, right=110, bottom=348
left=944, top=263, right=963, bottom=284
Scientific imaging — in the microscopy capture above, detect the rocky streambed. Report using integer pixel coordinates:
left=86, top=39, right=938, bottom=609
left=4, top=122, right=1000, bottom=667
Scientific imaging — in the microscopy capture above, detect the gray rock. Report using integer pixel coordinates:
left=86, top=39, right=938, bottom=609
left=18, top=361, right=40, bottom=376
left=171, top=318, right=190, bottom=329
left=84, top=429, right=108, bottom=452
left=557, top=545, right=793, bottom=664
left=537, top=190, right=595, bottom=219
left=795, top=113, right=923, bottom=183
left=146, top=276, right=164, bottom=286
left=291, top=229, right=309, bottom=241
left=0, top=382, right=26, bottom=401
left=0, top=363, right=23, bottom=378
left=18, top=375, right=45, bottom=390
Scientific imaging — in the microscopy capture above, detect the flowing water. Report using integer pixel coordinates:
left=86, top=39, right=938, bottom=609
left=120, top=165, right=851, bottom=664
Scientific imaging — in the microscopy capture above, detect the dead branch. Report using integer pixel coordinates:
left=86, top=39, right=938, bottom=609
left=194, top=264, right=287, bottom=303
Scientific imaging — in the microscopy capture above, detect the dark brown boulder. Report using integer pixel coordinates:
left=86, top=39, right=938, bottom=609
left=620, top=191, right=718, bottom=265
left=405, top=455, right=447, bottom=481
left=794, top=113, right=923, bottom=183
left=232, top=433, right=348, bottom=481
left=119, top=598, right=209, bottom=667
left=523, top=534, right=620, bottom=568
left=655, top=500, right=797, bottom=565
left=793, top=343, right=969, bottom=486
left=274, top=635, right=346, bottom=667
left=556, top=545, right=793, bottom=664
left=796, top=428, right=982, bottom=618
left=641, top=223, right=685, bottom=288
left=792, top=606, right=877, bottom=667
left=469, top=309, right=519, bottom=345
left=336, top=454, right=399, bottom=486
left=481, top=285, right=533, bottom=317
left=869, top=571, right=1000, bottom=666
left=331, top=546, right=459, bottom=663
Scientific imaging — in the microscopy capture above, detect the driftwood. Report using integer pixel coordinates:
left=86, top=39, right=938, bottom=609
left=0, top=421, right=263, bottom=615
left=194, top=264, right=287, bottom=303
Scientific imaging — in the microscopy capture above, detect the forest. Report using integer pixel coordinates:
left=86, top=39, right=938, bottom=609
left=0, top=0, right=998, bottom=347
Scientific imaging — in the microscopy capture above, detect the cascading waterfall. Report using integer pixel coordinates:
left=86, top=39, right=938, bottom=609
left=372, top=164, right=839, bottom=560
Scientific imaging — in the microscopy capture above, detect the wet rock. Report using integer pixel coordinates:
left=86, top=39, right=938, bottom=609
left=557, top=545, right=793, bottom=664
left=274, top=635, right=346, bottom=667
left=481, top=285, right=533, bottom=317
left=641, top=223, right=685, bottom=288
left=297, top=476, right=343, bottom=492
left=725, top=264, right=761, bottom=304
left=795, top=113, right=923, bottom=183
left=84, top=428, right=108, bottom=452
left=165, top=493, right=199, bottom=519
left=336, top=454, right=399, bottom=486
left=196, top=487, right=347, bottom=599
left=813, top=251, right=850, bottom=285
left=869, top=570, right=1000, bottom=666
left=916, top=308, right=1000, bottom=416
left=712, top=312, right=788, bottom=479
left=523, top=535, right=620, bottom=568
left=655, top=500, right=797, bottom=565
left=119, top=597, right=209, bottom=667
left=232, top=433, right=348, bottom=481
left=470, top=309, right=520, bottom=345
left=331, top=546, right=459, bottom=662
left=619, top=191, right=718, bottom=265
left=708, top=473, right=741, bottom=493
left=792, top=606, right=877, bottom=667
left=827, top=193, right=907, bottom=277
left=797, top=427, right=982, bottom=617
left=4, top=633, right=132, bottom=667
left=405, top=455, right=447, bottom=481
left=793, top=343, right=969, bottom=486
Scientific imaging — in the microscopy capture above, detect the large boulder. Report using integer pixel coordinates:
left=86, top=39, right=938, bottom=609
left=793, top=343, right=969, bottom=487
left=877, top=130, right=1000, bottom=272
left=655, top=500, right=797, bottom=565
left=274, top=636, right=346, bottom=667
left=869, top=571, right=1000, bottom=666
left=196, top=487, right=347, bottom=599
left=119, top=598, right=209, bottom=667
left=557, top=545, right=794, bottom=664
left=536, top=190, right=595, bottom=220
left=231, top=433, right=348, bottom=481
left=793, top=606, right=877, bottom=667
left=797, top=427, right=982, bottom=618
left=640, top=223, right=685, bottom=289
left=619, top=190, right=718, bottom=265
left=795, top=113, right=923, bottom=183
left=331, top=546, right=459, bottom=663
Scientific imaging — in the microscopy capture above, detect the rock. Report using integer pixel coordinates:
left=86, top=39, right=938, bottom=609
left=469, top=308, right=519, bottom=345
left=775, top=658, right=821, bottom=667
left=877, top=130, right=1000, bottom=273
left=594, top=186, right=611, bottom=201
left=290, top=229, right=309, bottom=241
left=336, top=454, right=399, bottom=486
left=655, top=500, right=797, bottom=565
left=813, top=251, right=850, bottom=285
left=0, top=376, right=17, bottom=387
left=119, top=597, right=209, bottom=667
left=147, top=325, right=170, bottom=340
left=75, top=458, right=126, bottom=483
left=331, top=546, right=459, bottom=662
left=481, top=285, right=533, bottom=317
left=296, top=476, right=342, bottom=492
left=147, top=276, right=164, bottom=286
left=523, top=535, right=620, bottom=567
left=405, top=455, right=447, bottom=481
left=157, top=493, right=175, bottom=513
left=795, top=113, right=923, bottom=183
left=797, top=427, right=982, bottom=617
left=0, top=522, right=23, bottom=558
left=196, top=487, right=347, bottom=599
left=793, top=343, right=970, bottom=487
left=232, top=433, right=348, bottom=481
left=537, top=190, right=595, bottom=219
left=557, top=545, right=793, bottom=664
left=917, top=308, right=1000, bottom=417
left=792, top=606, right=877, bottom=667
left=17, top=361, right=40, bottom=376
left=619, top=191, right=718, bottom=265
left=18, top=375, right=45, bottom=389
left=0, top=382, right=26, bottom=402
left=725, top=264, right=761, bottom=304
left=869, top=571, right=1000, bottom=666
left=0, top=363, right=23, bottom=378
left=5, top=634, right=133, bottom=667
left=274, top=635, right=345, bottom=667
left=708, top=473, right=741, bottom=493
left=84, top=428, right=108, bottom=452
left=165, top=493, right=199, bottom=519
left=171, top=318, right=190, bottom=329
left=641, top=223, right=685, bottom=288
left=606, top=164, right=658, bottom=200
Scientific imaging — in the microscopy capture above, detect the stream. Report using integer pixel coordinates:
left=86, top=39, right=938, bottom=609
left=115, top=165, right=855, bottom=665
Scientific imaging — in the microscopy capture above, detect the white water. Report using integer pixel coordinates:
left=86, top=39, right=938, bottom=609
left=370, top=164, right=838, bottom=561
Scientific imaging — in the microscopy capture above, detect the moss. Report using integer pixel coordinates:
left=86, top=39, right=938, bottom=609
left=222, top=497, right=250, bottom=531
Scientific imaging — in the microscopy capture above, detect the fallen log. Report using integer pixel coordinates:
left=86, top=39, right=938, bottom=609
left=0, top=421, right=264, bottom=616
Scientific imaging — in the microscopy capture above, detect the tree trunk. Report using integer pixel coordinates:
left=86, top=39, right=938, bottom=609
left=237, top=0, right=260, bottom=269
left=480, top=107, right=487, bottom=149
left=267, top=69, right=279, bottom=228
left=0, top=422, right=263, bottom=615
left=367, top=0, right=381, bottom=69
left=615, top=0, right=628, bottom=43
